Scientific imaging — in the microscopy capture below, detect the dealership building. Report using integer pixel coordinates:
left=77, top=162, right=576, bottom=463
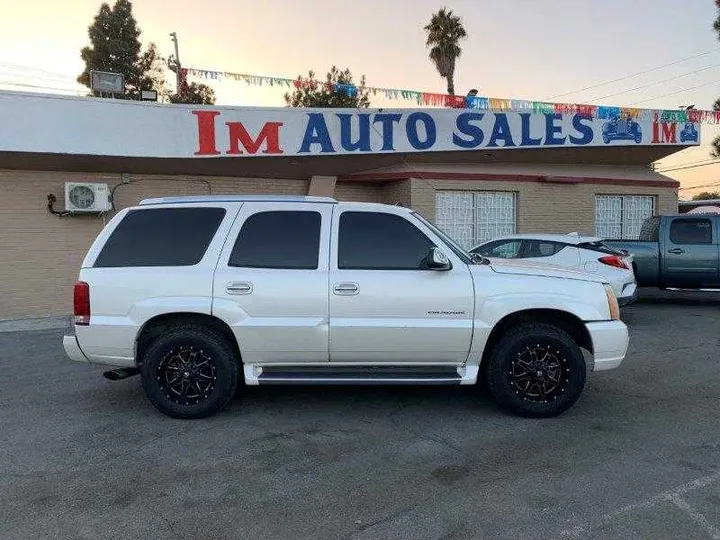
left=0, top=91, right=696, bottom=320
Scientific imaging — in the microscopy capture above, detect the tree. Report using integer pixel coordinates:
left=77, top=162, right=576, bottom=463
left=77, top=0, right=164, bottom=99
left=169, top=82, right=216, bottom=105
left=284, top=66, right=370, bottom=108
left=692, top=191, right=720, bottom=200
left=424, top=8, right=467, bottom=95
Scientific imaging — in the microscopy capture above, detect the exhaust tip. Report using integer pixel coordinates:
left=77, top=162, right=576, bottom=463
left=103, top=368, right=139, bottom=381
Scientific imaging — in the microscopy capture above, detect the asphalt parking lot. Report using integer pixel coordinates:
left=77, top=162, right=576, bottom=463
left=1, top=289, right=719, bottom=540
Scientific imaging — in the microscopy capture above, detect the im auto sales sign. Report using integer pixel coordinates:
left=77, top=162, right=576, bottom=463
left=0, top=92, right=701, bottom=159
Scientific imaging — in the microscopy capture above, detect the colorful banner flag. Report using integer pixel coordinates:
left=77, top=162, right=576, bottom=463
left=183, top=66, right=716, bottom=125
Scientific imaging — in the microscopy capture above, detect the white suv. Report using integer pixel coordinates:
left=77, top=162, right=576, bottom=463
left=63, top=196, right=629, bottom=419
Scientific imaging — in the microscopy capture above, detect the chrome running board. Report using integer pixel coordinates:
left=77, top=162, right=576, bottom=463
left=244, top=364, right=479, bottom=386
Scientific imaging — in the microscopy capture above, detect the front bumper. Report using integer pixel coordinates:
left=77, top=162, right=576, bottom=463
left=586, top=320, right=629, bottom=371
left=63, top=335, right=89, bottom=363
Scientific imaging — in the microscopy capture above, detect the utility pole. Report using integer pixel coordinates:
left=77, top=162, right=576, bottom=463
left=168, top=32, right=182, bottom=95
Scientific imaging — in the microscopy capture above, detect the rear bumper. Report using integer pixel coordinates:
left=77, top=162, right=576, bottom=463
left=63, top=335, right=89, bottom=363
left=586, top=320, right=629, bottom=371
left=618, top=283, right=638, bottom=306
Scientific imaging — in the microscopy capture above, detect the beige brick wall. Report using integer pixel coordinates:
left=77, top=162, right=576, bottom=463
left=334, top=181, right=383, bottom=202
left=0, top=170, right=306, bottom=319
left=381, top=179, right=412, bottom=207
left=410, top=178, right=678, bottom=236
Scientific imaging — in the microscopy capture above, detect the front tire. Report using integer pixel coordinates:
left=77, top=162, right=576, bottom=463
left=486, top=323, right=586, bottom=418
left=140, top=324, right=240, bottom=419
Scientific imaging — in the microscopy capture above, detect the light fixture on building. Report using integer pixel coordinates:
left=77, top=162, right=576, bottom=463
left=90, top=71, right=125, bottom=94
left=141, top=90, right=158, bottom=101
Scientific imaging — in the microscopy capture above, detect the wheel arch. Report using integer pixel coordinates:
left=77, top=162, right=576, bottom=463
left=480, top=309, right=593, bottom=376
left=135, top=312, right=241, bottom=366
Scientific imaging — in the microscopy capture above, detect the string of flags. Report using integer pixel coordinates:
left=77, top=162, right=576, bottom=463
left=183, top=67, right=720, bottom=124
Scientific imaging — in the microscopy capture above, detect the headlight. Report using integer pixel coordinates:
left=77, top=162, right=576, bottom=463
left=604, top=283, right=620, bottom=320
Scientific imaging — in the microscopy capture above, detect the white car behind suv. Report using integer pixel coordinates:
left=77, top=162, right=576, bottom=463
left=471, top=234, right=638, bottom=306
left=63, top=196, right=629, bottom=419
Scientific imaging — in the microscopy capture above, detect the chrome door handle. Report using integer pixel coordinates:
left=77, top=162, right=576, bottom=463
left=226, top=281, right=253, bottom=295
left=333, top=282, right=359, bottom=295
left=668, top=248, right=685, bottom=254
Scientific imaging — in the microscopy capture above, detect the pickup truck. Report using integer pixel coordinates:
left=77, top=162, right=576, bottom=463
left=63, top=195, right=629, bottom=419
left=605, top=215, right=720, bottom=289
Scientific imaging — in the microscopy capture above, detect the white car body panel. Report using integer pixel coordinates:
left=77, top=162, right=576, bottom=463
left=212, top=202, right=334, bottom=364
left=328, top=205, right=475, bottom=364
left=76, top=202, right=240, bottom=367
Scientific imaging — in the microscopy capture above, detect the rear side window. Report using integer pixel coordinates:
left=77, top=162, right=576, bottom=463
left=338, top=212, right=435, bottom=270
left=94, top=207, right=225, bottom=267
left=229, top=211, right=321, bottom=269
left=669, top=218, right=713, bottom=245
left=639, top=216, right=661, bottom=241
left=524, top=241, right=567, bottom=257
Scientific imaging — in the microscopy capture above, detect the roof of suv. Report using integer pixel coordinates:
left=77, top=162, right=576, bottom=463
left=139, top=195, right=338, bottom=206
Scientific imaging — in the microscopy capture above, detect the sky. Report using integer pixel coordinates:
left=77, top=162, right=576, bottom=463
left=1, top=0, right=720, bottom=197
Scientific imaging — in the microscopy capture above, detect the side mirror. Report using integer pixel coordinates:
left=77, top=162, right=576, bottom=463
left=426, top=247, right=452, bottom=271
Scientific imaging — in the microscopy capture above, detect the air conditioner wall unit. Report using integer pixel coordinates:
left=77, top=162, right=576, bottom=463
left=64, top=183, right=111, bottom=213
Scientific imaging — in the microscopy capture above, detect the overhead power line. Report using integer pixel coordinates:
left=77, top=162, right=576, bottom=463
left=0, top=80, right=85, bottom=94
left=0, top=60, right=78, bottom=82
left=656, top=159, right=720, bottom=173
left=679, top=180, right=720, bottom=190
left=628, top=78, right=720, bottom=106
left=591, top=64, right=720, bottom=102
left=544, top=48, right=719, bottom=100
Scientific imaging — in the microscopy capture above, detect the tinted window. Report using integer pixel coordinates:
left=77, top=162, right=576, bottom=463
left=639, top=216, right=661, bottom=242
left=524, top=241, right=566, bottom=258
left=476, top=240, right=522, bottom=258
left=94, top=207, right=225, bottom=267
left=669, top=218, right=713, bottom=245
left=229, top=211, right=321, bottom=269
left=338, top=212, right=434, bottom=270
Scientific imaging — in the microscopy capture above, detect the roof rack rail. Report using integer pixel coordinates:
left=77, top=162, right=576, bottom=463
left=139, top=195, right=338, bottom=205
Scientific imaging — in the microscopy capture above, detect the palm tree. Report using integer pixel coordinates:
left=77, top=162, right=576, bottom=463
left=424, top=8, right=467, bottom=96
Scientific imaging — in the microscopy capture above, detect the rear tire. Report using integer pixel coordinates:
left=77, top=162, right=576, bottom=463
left=486, top=323, right=586, bottom=418
left=140, top=324, right=240, bottom=419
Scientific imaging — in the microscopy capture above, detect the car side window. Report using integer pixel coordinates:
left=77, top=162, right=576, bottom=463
left=338, top=212, right=435, bottom=270
left=94, top=207, right=226, bottom=267
left=483, top=240, right=522, bottom=258
left=523, top=240, right=565, bottom=258
left=669, top=218, right=713, bottom=245
left=229, top=211, right=321, bottom=269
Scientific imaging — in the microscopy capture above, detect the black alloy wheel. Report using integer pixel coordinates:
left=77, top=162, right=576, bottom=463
left=140, top=324, right=240, bottom=419
left=509, top=343, right=569, bottom=403
left=486, top=323, right=586, bottom=418
left=157, top=345, right=217, bottom=406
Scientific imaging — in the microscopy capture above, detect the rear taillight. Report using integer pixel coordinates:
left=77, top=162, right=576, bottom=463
left=598, top=255, right=629, bottom=270
left=73, top=281, right=90, bottom=325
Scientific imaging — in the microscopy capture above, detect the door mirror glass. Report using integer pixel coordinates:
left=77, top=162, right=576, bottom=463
left=426, top=248, right=452, bottom=271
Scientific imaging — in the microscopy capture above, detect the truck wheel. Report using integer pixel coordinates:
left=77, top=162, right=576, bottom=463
left=486, top=323, right=586, bottom=418
left=140, top=324, right=240, bottom=419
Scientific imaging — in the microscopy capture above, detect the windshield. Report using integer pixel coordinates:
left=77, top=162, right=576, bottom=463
left=411, top=212, right=472, bottom=264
